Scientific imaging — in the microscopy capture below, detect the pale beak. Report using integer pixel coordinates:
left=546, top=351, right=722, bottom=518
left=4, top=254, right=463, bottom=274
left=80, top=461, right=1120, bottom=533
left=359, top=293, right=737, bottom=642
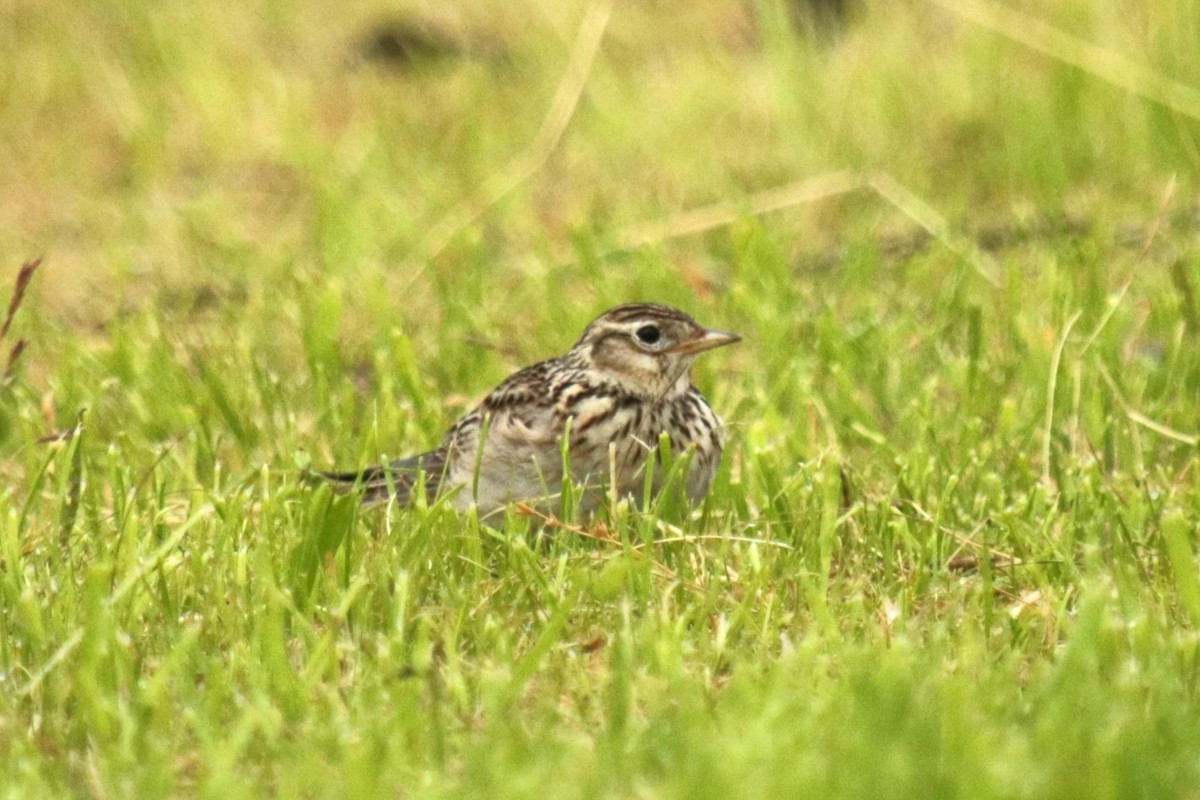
left=666, top=328, right=742, bottom=355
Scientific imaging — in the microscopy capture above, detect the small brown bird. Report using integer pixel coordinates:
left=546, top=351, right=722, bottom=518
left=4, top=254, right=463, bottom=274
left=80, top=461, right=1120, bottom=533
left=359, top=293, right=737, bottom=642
left=321, top=303, right=740, bottom=514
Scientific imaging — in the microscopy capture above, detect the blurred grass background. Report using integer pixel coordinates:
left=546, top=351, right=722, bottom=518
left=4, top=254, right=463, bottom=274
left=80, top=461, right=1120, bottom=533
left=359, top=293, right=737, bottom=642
left=6, top=0, right=1198, bottom=321
left=2, top=0, right=1200, bottom=797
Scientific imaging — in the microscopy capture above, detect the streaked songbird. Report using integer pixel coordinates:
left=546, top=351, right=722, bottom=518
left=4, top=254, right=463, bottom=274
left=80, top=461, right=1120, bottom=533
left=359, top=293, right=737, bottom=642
left=320, top=303, right=740, bottom=514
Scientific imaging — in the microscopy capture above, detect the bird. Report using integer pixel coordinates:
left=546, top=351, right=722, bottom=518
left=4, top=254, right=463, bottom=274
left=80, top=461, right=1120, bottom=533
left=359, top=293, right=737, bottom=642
left=319, top=303, right=740, bottom=515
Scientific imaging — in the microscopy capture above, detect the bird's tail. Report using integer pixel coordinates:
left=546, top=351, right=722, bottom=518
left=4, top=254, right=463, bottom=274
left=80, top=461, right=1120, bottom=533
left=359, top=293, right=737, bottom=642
left=316, top=449, right=447, bottom=506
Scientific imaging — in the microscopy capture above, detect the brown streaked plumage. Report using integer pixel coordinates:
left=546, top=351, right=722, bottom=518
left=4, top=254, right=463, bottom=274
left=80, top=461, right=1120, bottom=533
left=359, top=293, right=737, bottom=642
left=320, top=303, right=740, bottom=514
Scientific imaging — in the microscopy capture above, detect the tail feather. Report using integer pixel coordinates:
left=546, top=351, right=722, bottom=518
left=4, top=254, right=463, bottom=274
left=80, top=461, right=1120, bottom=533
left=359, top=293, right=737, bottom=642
left=317, top=449, right=447, bottom=506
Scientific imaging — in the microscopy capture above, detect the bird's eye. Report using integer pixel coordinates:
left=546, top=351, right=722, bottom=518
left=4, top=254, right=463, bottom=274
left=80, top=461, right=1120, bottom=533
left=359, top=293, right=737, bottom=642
left=635, top=325, right=661, bottom=345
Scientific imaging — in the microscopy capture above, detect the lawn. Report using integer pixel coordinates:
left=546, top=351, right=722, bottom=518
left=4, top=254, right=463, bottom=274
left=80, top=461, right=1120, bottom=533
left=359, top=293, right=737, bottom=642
left=2, top=0, right=1200, bottom=797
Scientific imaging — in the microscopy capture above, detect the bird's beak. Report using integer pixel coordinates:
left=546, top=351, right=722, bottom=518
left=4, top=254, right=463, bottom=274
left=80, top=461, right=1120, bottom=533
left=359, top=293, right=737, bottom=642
left=667, top=328, right=742, bottom=355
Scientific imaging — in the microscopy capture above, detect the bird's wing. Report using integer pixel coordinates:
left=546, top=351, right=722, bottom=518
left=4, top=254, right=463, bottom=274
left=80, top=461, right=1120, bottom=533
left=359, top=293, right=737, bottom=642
left=444, top=360, right=563, bottom=454
left=321, top=360, right=567, bottom=507
left=477, top=359, right=559, bottom=415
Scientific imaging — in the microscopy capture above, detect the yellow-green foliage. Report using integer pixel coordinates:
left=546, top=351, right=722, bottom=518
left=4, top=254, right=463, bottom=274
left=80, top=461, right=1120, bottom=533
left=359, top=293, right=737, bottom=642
left=2, top=1, right=1200, bottom=797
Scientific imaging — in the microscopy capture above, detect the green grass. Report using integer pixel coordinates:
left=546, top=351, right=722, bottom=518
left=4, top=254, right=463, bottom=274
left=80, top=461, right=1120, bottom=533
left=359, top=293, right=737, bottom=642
left=3, top=0, right=1200, bottom=796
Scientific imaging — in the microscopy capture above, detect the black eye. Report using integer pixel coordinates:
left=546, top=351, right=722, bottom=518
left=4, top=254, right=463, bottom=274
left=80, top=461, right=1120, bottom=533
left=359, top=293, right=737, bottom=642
left=636, top=325, right=661, bottom=345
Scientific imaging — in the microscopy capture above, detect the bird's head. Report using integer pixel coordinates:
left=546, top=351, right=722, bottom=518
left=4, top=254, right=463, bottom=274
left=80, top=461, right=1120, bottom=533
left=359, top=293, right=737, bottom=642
left=570, top=303, right=740, bottom=397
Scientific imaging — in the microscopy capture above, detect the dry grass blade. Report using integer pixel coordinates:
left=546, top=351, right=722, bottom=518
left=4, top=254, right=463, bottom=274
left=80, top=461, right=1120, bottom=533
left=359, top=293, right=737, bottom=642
left=419, top=0, right=613, bottom=262
left=932, top=0, right=1200, bottom=121
left=5, top=340, right=27, bottom=381
left=868, top=172, right=1000, bottom=287
left=613, top=171, right=864, bottom=253
left=2, top=258, right=42, bottom=382
left=2, top=257, right=42, bottom=340
left=513, top=501, right=616, bottom=542
left=1042, top=310, right=1083, bottom=490
left=1126, top=410, right=1200, bottom=446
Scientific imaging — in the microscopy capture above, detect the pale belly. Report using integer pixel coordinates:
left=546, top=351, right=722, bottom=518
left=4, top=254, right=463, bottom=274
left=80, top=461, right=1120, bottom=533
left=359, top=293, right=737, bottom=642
left=444, top=399, right=721, bottom=514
